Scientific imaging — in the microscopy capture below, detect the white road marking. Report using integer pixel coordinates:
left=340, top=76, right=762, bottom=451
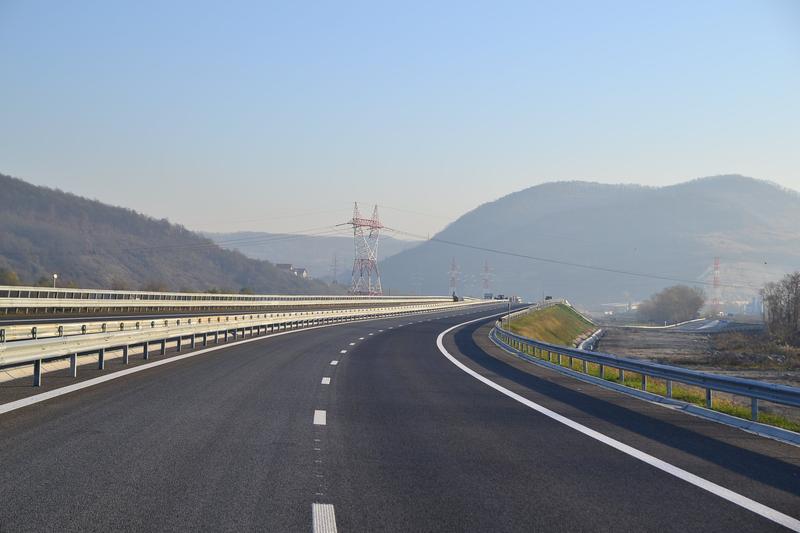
left=339, top=350, right=347, bottom=354
left=368, top=333, right=374, bottom=336
left=349, top=342, right=355, bottom=346
left=313, top=410, right=327, bottom=425
left=312, top=503, right=337, bottom=533
left=359, top=337, right=365, bottom=340
left=321, top=377, right=331, bottom=385
left=378, top=329, right=384, bottom=332
left=0, top=308, right=461, bottom=417
left=435, top=315, right=800, bottom=532
left=330, top=360, right=338, bottom=366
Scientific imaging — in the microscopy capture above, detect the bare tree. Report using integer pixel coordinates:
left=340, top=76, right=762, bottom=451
left=636, top=285, right=705, bottom=324
left=762, top=271, right=800, bottom=345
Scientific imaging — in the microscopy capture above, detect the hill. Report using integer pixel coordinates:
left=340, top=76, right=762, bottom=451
left=380, top=175, right=800, bottom=307
left=509, top=304, right=596, bottom=347
left=206, top=231, right=419, bottom=283
left=0, top=173, right=340, bottom=294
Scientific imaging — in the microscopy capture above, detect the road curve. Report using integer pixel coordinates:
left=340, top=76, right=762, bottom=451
left=0, top=305, right=798, bottom=532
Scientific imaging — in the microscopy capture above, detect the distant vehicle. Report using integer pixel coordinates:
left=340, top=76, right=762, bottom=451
left=544, top=296, right=552, bottom=301
left=495, top=294, right=506, bottom=300
left=483, top=292, right=494, bottom=300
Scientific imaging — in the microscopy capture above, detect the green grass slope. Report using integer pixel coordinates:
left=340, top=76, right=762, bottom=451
left=509, top=304, right=595, bottom=346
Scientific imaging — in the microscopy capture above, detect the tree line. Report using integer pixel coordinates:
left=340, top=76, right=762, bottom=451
left=636, top=285, right=706, bottom=325
left=762, top=271, right=800, bottom=346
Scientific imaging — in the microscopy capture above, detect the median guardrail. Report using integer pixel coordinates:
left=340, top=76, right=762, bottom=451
left=1, top=299, right=491, bottom=387
left=0, top=285, right=451, bottom=315
left=492, top=315, right=800, bottom=423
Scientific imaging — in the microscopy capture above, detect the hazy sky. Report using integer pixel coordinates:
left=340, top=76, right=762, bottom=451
left=1, top=1, right=799, bottom=238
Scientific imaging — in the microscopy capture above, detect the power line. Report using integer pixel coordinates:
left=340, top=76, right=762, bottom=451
left=383, top=226, right=762, bottom=291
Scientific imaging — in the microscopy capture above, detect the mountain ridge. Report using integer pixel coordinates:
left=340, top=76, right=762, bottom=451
left=0, top=172, right=340, bottom=294
left=380, top=175, right=800, bottom=306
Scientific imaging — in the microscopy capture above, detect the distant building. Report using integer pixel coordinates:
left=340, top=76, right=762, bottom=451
left=275, top=263, right=309, bottom=278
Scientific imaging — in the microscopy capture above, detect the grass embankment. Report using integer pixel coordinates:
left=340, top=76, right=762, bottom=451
left=506, top=305, right=800, bottom=433
left=508, top=304, right=595, bottom=347
left=544, top=358, right=800, bottom=432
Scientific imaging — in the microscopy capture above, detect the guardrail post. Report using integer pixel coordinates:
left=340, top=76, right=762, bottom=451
left=190, top=335, right=196, bottom=349
left=641, top=374, right=647, bottom=391
left=751, top=398, right=759, bottom=421
left=122, top=345, right=129, bottom=365
left=176, top=337, right=182, bottom=352
left=160, top=340, right=166, bottom=355
left=582, top=360, right=588, bottom=373
left=599, top=364, right=605, bottom=379
left=98, top=348, right=105, bottom=370
left=143, top=342, right=149, bottom=360
left=202, top=333, right=208, bottom=346
left=705, top=389, right=713, bottom=409
left=620, top=369, right=626, bottom=383
left=70, top=353, right=78, bottom=377
left=666, top=380, right=672, bottom=397
left=33, top=359, right=42, bottom=386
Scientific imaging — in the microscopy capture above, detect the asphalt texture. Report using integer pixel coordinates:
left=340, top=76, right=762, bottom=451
left=1, top=305, right=798, bottom=532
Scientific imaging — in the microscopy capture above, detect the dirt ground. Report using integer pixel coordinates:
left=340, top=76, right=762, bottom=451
left=598, top=327, right=800, bottom=423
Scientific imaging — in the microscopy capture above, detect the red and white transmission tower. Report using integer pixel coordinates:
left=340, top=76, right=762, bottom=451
left=346, top=203, right=383, bottom=295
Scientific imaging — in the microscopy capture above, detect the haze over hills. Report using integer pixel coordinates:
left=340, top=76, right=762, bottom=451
left=380, top=175, right=800, bottom=307
left=0, top=173, right=340, bottom=294
left=206, top=231, right=419, bottom=283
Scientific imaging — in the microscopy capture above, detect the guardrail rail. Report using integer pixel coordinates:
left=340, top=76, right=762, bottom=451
left=1, top=298, right=494, bottom=387
left=492, top=313, right=800, bottom=425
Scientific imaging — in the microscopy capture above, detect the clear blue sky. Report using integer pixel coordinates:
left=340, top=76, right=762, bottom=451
left=1, top=1, right=798, bottom=237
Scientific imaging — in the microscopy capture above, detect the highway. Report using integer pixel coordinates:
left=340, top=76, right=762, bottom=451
left=1, top=305, right=798, bottom=532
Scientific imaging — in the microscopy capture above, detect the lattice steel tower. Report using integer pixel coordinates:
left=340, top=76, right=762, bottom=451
left=347, top=203, right=383, bottom=295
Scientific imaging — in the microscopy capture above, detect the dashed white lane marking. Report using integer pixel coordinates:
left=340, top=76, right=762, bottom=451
left=313, top=410, right=327, bottom=425
left=321, top=377, right=331, bottom=385
left=368, top=333, right=374, bottom=336
left=359, top=337, right=365, bottom=340
left=312, top=503, right=337, bottom=533
left=330, top=360, right=339, bottom=366
left=349, top=342, right=356, bottom=346
left=378, top=329, right=384, bottom=332
left=436, top=315, right=800, bottom=532
left=339, top=350, right=347, bottom=354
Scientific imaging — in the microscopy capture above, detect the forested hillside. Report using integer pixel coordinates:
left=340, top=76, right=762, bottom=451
left=380, top=175, right=800, bottom=306
left=0, top=173, right=339, bottom=294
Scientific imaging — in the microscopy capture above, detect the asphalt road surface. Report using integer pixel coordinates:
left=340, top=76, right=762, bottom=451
left=1, top=305, right=798, bottom=532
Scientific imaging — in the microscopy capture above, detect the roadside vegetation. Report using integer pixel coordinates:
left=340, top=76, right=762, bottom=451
left=762, top=271, right=800, bottom=347
left=636, top=284, right=705, bottom=324
left=708, top=332, right=800, bottom=370
left=516, top=344, right=800, bottom=432
left=508, top=303, right=595, bottom=346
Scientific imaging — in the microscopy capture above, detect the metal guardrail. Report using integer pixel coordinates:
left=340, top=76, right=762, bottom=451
left=492, top=319, right=800, bottom=423
left=1, top=299, right=491, bottom=387
left=0, top=285, right=452, bottom=314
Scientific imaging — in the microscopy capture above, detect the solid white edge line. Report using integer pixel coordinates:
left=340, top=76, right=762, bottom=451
left=313, top=410, right=327, bottom=425
left=0, top=306, right=483, bottom=417
left=321, top=377, right=331, bottom=385
left=435, top=313, right=800, bottom=532
left=312, top=502, right=337, bottom=533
